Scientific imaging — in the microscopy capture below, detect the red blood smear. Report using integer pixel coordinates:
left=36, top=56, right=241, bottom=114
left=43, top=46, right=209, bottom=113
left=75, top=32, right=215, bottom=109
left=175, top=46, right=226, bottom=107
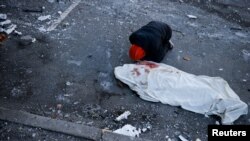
left=137, top=61, right=159, bottom=69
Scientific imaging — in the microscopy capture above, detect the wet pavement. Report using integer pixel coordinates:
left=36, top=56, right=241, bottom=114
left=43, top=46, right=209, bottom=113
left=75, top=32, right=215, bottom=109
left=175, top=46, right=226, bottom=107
left=0, top=0, right=250, bottom=141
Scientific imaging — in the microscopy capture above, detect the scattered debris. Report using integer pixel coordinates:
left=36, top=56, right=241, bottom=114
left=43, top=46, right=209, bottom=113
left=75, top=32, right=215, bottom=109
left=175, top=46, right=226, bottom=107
left=64, top=114, right=70, bottom=118
left=0, top=14, right=7, bottom=20
left=19, top=35, right=36, bottom=46
left=58, top=11, right=62, bottom=15
left=219, top=68, right=223, bottom=71
left=142, top=128, right=147, bottom=132
left=47, top=0, right=55, bottom=3
left=66, top=81, right=72, bottom=86
left=187, top=15, right=197, bottom=19
left=32, top=133, right=36, bottom=138
left=38, top=15, right=51, bottom=21
left=242, top=49, right=250, bottom=62
left=196, top=138, right=202, bottom=141
left=115, top=111, right=131, bottom=121
left=113, top=124, right=141, bottom=137
left=179, top=135, right=189, bottom=141
left=67, top=60, right=82, bottom=66
left=14, top=30, right=22, bottom=36
left=242, top=79, right=247, bottom=82
left=5, top=24, right=17, bottom=34
left=73, top=101, right=79, bottom=105
left=179, top=0, right=184, bottom=3
left=57, top=104, right=63, bottom=109
left=183, top=56, right=191, bottom=61
left=0, top=19, right=11, bottom=26
left=235, top=32, right=247, bottom=38
left=38, top=26, right=47, bottom=32
left=215, top=121, right=220, bottom=125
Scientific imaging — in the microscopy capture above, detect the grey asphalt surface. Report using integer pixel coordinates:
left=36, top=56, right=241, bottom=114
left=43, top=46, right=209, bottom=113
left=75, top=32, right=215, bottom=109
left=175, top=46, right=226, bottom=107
left=0, top=0, right=250, bottom=141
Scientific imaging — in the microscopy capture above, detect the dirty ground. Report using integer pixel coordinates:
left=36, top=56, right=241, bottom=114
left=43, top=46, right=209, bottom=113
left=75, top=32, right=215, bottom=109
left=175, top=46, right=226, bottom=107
left=0, top=0, right=250, bottom=141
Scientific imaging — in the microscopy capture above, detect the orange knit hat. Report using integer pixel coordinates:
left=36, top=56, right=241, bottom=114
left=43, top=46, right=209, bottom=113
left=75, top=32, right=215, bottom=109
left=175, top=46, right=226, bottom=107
left=129, top=44, right=145, bottom=61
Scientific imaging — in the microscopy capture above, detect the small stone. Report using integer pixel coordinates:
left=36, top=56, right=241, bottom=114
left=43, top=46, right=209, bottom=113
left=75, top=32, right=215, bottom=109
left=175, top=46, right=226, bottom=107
left=183, top=56, right=191, bottom=61
left=32, top=133, right=36, bottom=137
left=215, top=121, right=220, bottom=125
left=64, top=114, right=70, bottom=118
left=196, top=138, right=201, bottom=141
left=219, top=68, right=223, bottom=71
left=57, top=104, right=63, bottom=109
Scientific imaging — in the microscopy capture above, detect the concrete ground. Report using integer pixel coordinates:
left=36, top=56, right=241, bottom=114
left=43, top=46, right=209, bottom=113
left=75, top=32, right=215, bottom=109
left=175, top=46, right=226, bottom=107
left=0, top=0, right=250, bottom=141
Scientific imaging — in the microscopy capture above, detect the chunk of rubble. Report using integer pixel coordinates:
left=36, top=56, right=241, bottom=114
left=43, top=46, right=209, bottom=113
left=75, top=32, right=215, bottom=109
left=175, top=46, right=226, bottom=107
left=0, top=19, right=11, bottom=26
left=179, top=135, right=189, bottom=141
left=5, top=24, right=17, bottom=34
left=115, top=111, right=131, bottom=121
left=38, top=15, right=51, bottom=21
left=187, top=15, right=197, bottom=19
left=113, top=124, right=141, bottom=137
left=0, top=13, right=7, bottom=20
left=14, top=30, right=22, bottom=36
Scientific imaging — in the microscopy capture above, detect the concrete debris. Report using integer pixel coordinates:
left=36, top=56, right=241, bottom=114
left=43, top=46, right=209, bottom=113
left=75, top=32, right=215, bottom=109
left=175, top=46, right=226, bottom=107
left=242, top=79, right=247, bottom=82
left=196, top=138, right=201, bottom=141
left=187, top=15, right=197, bottom=19
left=32, top=133, right=36, bottom=138
left=47, top=0, right=55, bottom=3
left=215, top=121, right=220, bottom=125
left=58, top=11, right=62, bottom=15
left=0, top=19, right=11, bottom=26
left=14, top=30, right=22, bottom=36
left=67, top=60, right=82, bottom=66
left=0, top=14, right=7, bottom=20
left=5, top=24, right=17, bottom=34
left=242, top=49, right=250, bottom=62
left=142, top=128, right=147, bottom=132
left=38, top=15, right=51, bottom=21
left=115, top=111, right=131, bottom=121
left=66, top=81, right=72, bottom=86
left=219, top=68, right=223, bottom=71
left=19, top=35, right=36, bottom=46
left=183, top=56, right=191, bottom=61
left=113, top=124, right=141, bottom=137
left=56, top=104, right=63, bottom=109
left=179, top=135, right=189, bottom=141
left=38, top=26, right=47, bottom=32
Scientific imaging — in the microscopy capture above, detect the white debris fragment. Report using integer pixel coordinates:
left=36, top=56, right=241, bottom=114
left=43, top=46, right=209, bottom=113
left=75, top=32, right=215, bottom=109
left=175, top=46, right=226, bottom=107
left=242, top=79, right=247, bottom=82
left=215, top=121, right=220, bottom=125
left=14, top=30, right=22, bottom=36
left=179, top=135, right=189, bottom=141
left=38, top=26, right=47, bottom=32
left=113, top=124, right=141, bottom=137
left=66, top=81, right=72, bottom=86
left=58, top=11, right=62, bottom=15
left=219, top=68, right=223, bottom=71
left=187, top=15, right=197, bottom=19
left=0, top=14, right=7, bottom=20
left=142, top=128, right=147, bottom=132
left=242, top=49, right=250, bottom=61
left=47, top=0, right=55, bottom=3
left=73, top=101, right=79, bottom=105
left=168, top=138, right=172, bottom=141
left=115, top=111, right=131, bottom=121
left=38, top=15, right=51, bottom=21
left=67, top=60, right=82, bottom=66
left=196, top=138, right=201, bottom=141
left=32, top=133, right=36, bottom=138
left=0, top=19, right=11, bottom=26
left=64, top=114, right=70, bottom=118
left=5, top=24, right=17, bottom=34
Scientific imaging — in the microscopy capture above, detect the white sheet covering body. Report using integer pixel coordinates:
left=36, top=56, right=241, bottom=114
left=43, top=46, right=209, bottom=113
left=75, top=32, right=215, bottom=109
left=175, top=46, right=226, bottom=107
left=114, top=61, right=248, bottom=124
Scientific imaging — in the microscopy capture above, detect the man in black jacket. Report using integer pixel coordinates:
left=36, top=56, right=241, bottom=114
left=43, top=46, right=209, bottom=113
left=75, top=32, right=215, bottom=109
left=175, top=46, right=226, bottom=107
left=129, top=21, right=173, bottom=62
